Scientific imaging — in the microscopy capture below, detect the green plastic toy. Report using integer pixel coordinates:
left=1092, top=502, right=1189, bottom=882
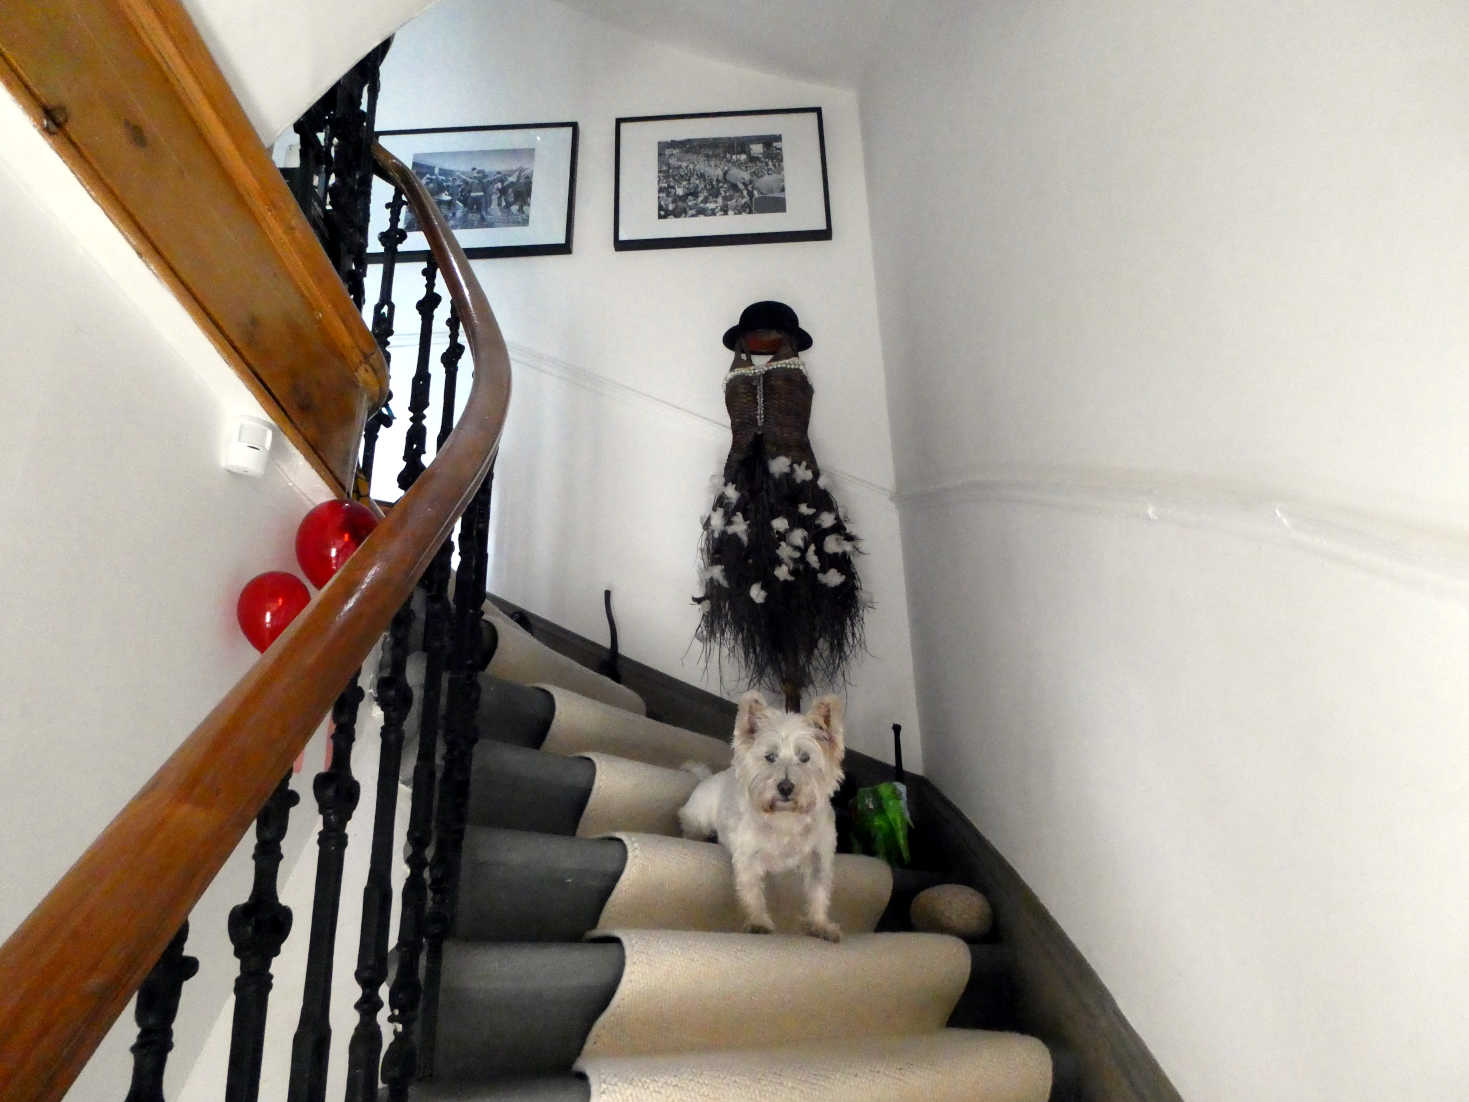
left=850, top=780, right=912, bottom=865
left=849, top=723, right=912, bottom=865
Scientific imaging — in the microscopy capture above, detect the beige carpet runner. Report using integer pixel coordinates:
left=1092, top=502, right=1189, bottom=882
left=463, top=637, right=1056, bottom=1099
left=539, top=684, right=732, bottom=771
left=573, top=754, right=700, bottom=838
left=595, top=831, right=893, bottom=934
left=579, top=930, right=971, bottom=1059
left=578, top=1029, right=1053, bottom=1102
left=482, top=600, right=647, bottom=714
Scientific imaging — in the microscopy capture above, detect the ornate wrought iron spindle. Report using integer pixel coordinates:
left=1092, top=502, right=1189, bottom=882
left=380, top=535, right=453, bottom=1099
left=286, top=679, right=364, bottom=1102
left=343, top=601, right=416, bottom=1102
left=125, top=922, right=199, bottom=1102
left=436, top=305, right=463, bottom=451
left=359, top=186, right=407, bottom=498
left=398, top=259, right=441, bottom=491
left=418, top=463, right=494, bottom=1075
left=224, top=774, right=300, bottom=1102
left=379, top=269, right=463, bottom=1097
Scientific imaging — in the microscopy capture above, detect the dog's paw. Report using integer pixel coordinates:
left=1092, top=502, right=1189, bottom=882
left=803, top=918, right=842, bottom=943
left=742, top=919, right=775, bottom=935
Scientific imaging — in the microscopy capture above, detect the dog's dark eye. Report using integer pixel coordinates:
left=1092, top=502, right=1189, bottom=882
left=798, top=752, right=810, bottom=763
left=764, top=751, right=777, bottom=763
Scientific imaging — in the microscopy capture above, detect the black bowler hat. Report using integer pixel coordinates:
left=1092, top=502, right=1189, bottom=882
left=722, top=300, right=813, bottom=352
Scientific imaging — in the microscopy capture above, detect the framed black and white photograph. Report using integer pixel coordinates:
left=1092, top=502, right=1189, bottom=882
left=614, top=107, right=831, bottom=251
left=370, top=122, right=577, bottom=260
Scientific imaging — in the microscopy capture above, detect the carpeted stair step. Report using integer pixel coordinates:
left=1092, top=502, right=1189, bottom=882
left=465, top=737, right=710, bottom=840
left=454, top=827, right=941, bottom=941
left=433, top=933, right=1015, bottom=1081
left=577, top=1029, right=1054, bottom=1102
left=482, top=598, right=647, bottom=716
left=469, top=676, right=730, bottom=771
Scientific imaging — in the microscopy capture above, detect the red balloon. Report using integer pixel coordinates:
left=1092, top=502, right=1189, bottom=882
left=237, top=571, right=311, bottom=652
left=295, top=499, right=379, bottom=588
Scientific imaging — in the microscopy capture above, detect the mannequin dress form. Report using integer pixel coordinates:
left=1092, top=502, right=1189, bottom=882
left=694, top=312, right=866, bottom=711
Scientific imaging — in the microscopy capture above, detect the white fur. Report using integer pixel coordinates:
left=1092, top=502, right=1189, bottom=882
left=678, top=691, right=847, bottom=940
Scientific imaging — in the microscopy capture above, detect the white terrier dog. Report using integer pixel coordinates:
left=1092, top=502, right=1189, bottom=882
left=678, top=691, right=846, bottom=941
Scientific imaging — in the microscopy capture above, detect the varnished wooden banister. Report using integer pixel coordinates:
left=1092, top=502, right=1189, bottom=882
left=0, top=145, right=510, bottom=1102
left=0, top=0, right=389, bottom=493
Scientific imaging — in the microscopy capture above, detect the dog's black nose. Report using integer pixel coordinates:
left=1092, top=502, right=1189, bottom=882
left=777, top=779, right=794, bottom=799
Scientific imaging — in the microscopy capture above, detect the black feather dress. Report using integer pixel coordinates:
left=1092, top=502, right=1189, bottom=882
left=694, top=347, right=867, bottom=704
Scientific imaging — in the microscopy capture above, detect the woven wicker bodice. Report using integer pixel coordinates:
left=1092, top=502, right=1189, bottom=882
left=724, top=358, right=816, bottom=466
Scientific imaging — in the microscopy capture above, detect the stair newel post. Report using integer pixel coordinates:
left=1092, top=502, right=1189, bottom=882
left=224, top=774, right=300, bottom=1102
left=359, top=186, right=407, bottom=496
left=124, top=922, right=199, bottom=1102
left=419, top=465, right=495, bottom=1076
left=380, top=536, right=454, bottom=1100
left=286, top=679, right=365, bottom=1102
left=343, top=602, right=416, bottom=1102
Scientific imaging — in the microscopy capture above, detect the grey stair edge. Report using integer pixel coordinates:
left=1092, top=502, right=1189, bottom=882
left=455, top=828, right=627, bottom=942
left=465, top=741, right=596, bottom=834
left=434, top=939, right=1013, bottom=1080
left=403, top=1075, right=590, bottom=1102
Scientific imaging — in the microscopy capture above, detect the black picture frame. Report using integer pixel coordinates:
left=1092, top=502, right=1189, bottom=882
left=369, top=122, right=578, bottom=261
left=614, top=107, right=832, bottom=251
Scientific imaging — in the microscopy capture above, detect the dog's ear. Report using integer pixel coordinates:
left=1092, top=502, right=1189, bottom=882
left=733, top=690, right=769, bottom=750
left=806, top=695, right=846, bottom=763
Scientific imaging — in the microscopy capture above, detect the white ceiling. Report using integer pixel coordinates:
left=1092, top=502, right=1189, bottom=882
left=550, top=0, right=899, bottom=89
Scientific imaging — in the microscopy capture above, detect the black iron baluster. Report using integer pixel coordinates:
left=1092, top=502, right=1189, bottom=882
left=286, top=679, right=364, bottom=1102
left=125, top=922, right=199, bottom=1102
left=358, top=188, right=407, bottom=499
left=379, top=299, right=463, bottom=1095
left=380, top=536, right=452, bottom=1100
left=345, top=255, right=444, bottom=1098
left=398, top=259, right=441, bottom=492
left=321, top=43, right=389, bottom=310
left=224, top=775, right=300, bottom=1102
left=418, top=464, right=495, bottom=1076
left=343, top=602, right=415, bottom=1102
left=436, top=305, right=463, bottom=451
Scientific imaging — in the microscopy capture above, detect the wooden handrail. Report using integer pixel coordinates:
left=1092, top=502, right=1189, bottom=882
left=0, top=0, right=389, bottom=494
left=0, top=145, right=510, bottom=1102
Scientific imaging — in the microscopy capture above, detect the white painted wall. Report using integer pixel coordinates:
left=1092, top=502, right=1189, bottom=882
left=181, top=0, right=439, bottom=141
left=0, top=88, right=336, bottom=1098
left=372, top=0, right=921, bottom=765
left=861, top=1, right=1469, bottom=1098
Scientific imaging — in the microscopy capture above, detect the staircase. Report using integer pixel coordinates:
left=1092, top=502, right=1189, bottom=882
left=409, top=605, right=1072, bottom=1101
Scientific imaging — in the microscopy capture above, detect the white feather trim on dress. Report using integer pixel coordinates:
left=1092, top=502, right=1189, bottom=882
left=823, top=534, right=853, bottom=555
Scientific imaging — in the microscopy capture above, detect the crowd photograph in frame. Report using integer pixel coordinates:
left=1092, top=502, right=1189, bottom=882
left=614, top=107, right=831, bottom=251
left=369, top=122, right=578, bottom=260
